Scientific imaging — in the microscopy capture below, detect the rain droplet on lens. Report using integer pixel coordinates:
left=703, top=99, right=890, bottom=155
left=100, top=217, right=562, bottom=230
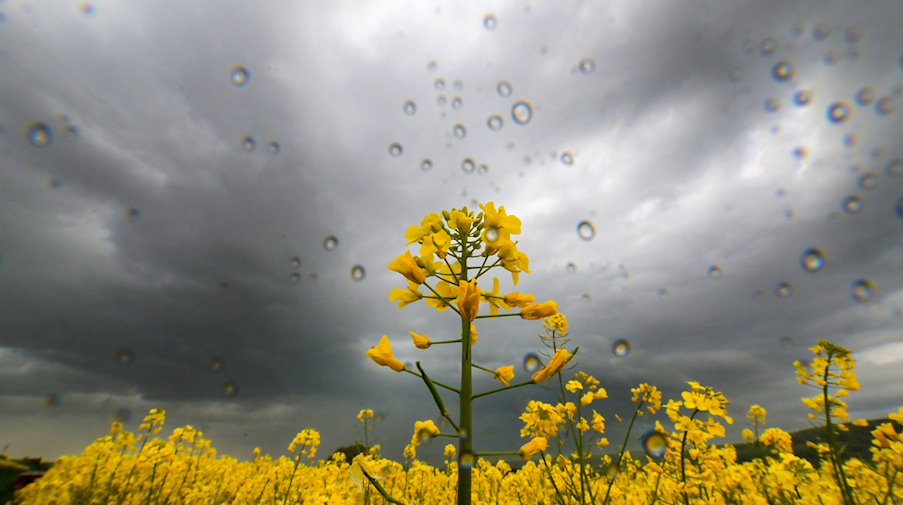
left=323, top=236, right=338, bottom=251
left=351, top=265, right=366, bottom=281
left=267, top=141, right=281, bottom=154
left=775, top=282, right=794, bottom=298
left=612, top=339, right=630, bottom=358
left=855, top=87, right=876, bottom=107
left=497, top=81, right=513, bottom=97
left=875, top=96, right=897, bottom=116
left=453, top=80, right=463, bottom=91
left=460, top=451, right=475, bottom=470
left=421, top=158, right=433, bottom=172
left=451, top=96, right=463, bottom=110
left=223, top=381, right=238, bottom=397
left=434, top=78, right=446, bottom=91
left=813, top=22, right=832, bottom=41
left=388, top=143, right=403, bottom=157
left=511, top=100, right=534, bottom=125
left=115, top=349, right=134, bottom=366
left=708, top=265, right=723, bottom=279
left=772, top=61, right=794, bottom=82
left=290, top=256, right=301, bottom=269
left=483, top=13, right=497, bottom=30
left=886, top=159, right=902, bottom=178
left=230, top=65, right=250, bottom=87
left=453, top=124, right=467, bottom=139
left=641, top=430, right=667, bottom=458
left=577, top=220, right=596, bottom=240
left=403, top=99, right=417, bottom=116
left=290, top=272, right=301, bottom=283
left=427, top=60, right=437, bottom=72
left=850, top=279, right=876, bottom=303
left=210, top=357, right=224, bottom=371
left=461, top=158, right=475, bottom=174
left=240, top=136, right=256, bottom=152
left=764, top=98, right=782, bottom=113
left=523, top=353, right=542, bottom=372
left=759, top=38, right=777, bottom=56
left=793, top=89, right=814, bottom=107
left=486, top=115, right=503, bottom=131
left=26, top=122, right=52, bottom=147
left=44, top=393, right=61, bottom=408
left=560, top=151, right=574, bottom=166
left=436, top=95, right=447, bottom=107
left=842, top=195, right=863, bottom=214
left=485, top=226, right=500, bottom=243
left=800, top=248, right=827, bottom=273
left=578, top=58, right=596, bottom=74
left=827, top=102, right=851, bottom=124
left=845, top=26, right=863, bottom=44
left=566, top=262, right=577, bottom=273
left=792, top=146, right=808, bottom=160
left=477, top=164, right=489, bottom=175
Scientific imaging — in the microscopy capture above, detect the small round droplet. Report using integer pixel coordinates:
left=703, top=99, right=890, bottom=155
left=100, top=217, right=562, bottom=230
left=477, top=164, right=489, bottom=175
left=523, top=353, right=542, bottom=372
left=772, top=61, right=794, bottom=82
left=793, top=89, right=814, bottom=107
left=578, top=58, right=596, bottom=74
left=775, top=282, right=794, bottom=298
left=708, top=265, right=723, bottom=279
left=26, top=122, right=52, bottom=147
left=792, top=146, right=808, bottom=160
left=482, top=13, right=497, bottom=30
left=289, top=272, right=301, bottom=283
left=759, top=38, right=777, bottom=56
left=453, top=124, right=467, bottom=139
left=267, top=141, right=281, bottom=154
left=827, top=102, right=851, bottom=124
left=581, top=293, right=591, bottom=303
left=511, top=100, right=534, bottom=125
left=459, top=451, right=475, bottom=470
left=420, top=159, right=433, bottom=172
left=813, top=22, right=832, bottom=41
left=230, top=65, right=250, bottom=87
left=842, top=195, right=863, bottom=214
left=855, top=87, right=876, bottom=107
left=451, top=96, right=463, bottom=110
left=210, top=357, right=224, bottom=371
left=434, top=78, right=446, bottom=91
left=566, top=262, right=577, bottom=274
left=845, top=26, right=863, bottom=44
left=44, top=393, right=61, bottom=408
left=875, top=96, right=897, bottom=116
left=560, top=151, right=574, bottom=166
left=497, top=81, right=513, bottom=98
left=850, top=279, right=876, bottom=303
left=486, top=115, right=504, bottom=131
left=764, top=98, right=782, bottom=113
left=453, top=80, right=463, bottom=91
left=577, top=220, right=596, bottom=240
left=115, top=349, right=134, bottom=366
left=641, top=431, right=667, bottom=459
left=388, top=143, right=403, bottom=157
left=485, top=227, right=500, bottom=243
left=800, top=248, right=827, bottom=273
left=885, top=159, right=902, bottom=178
left=290, top=256, right=301, bottom=269
left=427, top=60, right=437, bottom=72
left=223, top=381, right=238, bottom=397
left=436, top=95, right=447, bottom=107
left=461, top=158, right=475, bottom=174
left=125, top=208, right=140, bottom=220
left=323, top=236, right=338, bottom=251
left=612, top=339, right=631, bottom=358
left=403, top=100, right=417, bottom=116
left=240, top=136, right=256, bottom=152
left=823, top=51, right=840, bottom=66
left=351, top=265, right=366, bottom=281
left=753, top=289, right=767, bottom=300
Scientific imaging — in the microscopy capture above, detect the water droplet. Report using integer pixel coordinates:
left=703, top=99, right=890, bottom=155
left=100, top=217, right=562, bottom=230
left=566, top=262, right=577, bottom=274
left=641, top=431, right=667, bottom=459
left=800, top=248, right=827, bottom=273
left=576, top=220, right=596, bottom=240
left=80, top=3, right=96, bottom=15
left=47, top=178, right=62, bottom=190
left=793, top=89, right=814, bottom=107
left=858, top=173, right=878, bottom=190
left=230, top=65, right=250, bottom=87
left=461, top=158, right=475, bottom=174
left=813, top=22, right=832, bottom=41
left=875, top=96, right=897, bottom=115
left=523, top=353, right=542, bottom=372
left=753, top=289, right=767, bottom=300
left=420, top=159, right=433, bottom=172
left=289, top=272, right=301, bottom=283
left=780, top=336, right=795, bottom=348
left=403, top=99, right=417, bottom=115
left=323, top=236, right=338, bottom=251
left=240, top=136, right=256, bottom=152
left=113, top=408, right=132, bottom=423
left=792, top=146, right=808, bottom=160
left=827, top=102, right=851, bottom=124
left=210, top=357, right=224, bottom=371
left=434, top=78, right=446, bottom=91
left=560, top=151, right=574, bottom=166
left=451, top=96, right=463, bottom=110
left=850, top=279, right=876, bottom=303
left=775, top=282, right=794, bottom=298
left=886, top=159, right=902, bottom=178
left=497, top=81, right=513, bottom=98
left=453, top=124, right=467, bottom=139
left=486, top=115, right=504, bottom=131
left=657, top=288, right=669, bottom=298
left=578, top=58, right=596, bottom=74
left=453, top=80, right=463, bottom=91
left=485, top=227, right=500, bottom=243
left=125, top=208, right=140, bottom=220
left=436, top=95, right=447, bottom=107
left=44, top=393, right=61, bottom=408
left=427, top=60, right=437, bottom=72
left=842, top=195, right=863, bottom=214
left=708, top=265, right=723, bottom=279
left=115, top=349, right=134, bottom=366
left=351, top=265, right=366, bottom=281
left=483, top=13, right=497, bottom=30
left=223, top=381, right=238, bottom=397
left=267, top=141, right=281, bottom=154
left=845, top=26, right=863, bottom=44
left=511, top=100, right=534, bottom=125
left=388, top=143, right=403, bottom=157
left=459, top=451, right=475, bottom=470
left=290, top=256, right=301, bottom=269
left=581, top=293, right=592, bottom=303
left=612, top=339, right=630, bottom=358
left=26, top=122, right=51, bottom=147
left=764, top=98, right=782, bottom=113
left=855, top=87, right=876, bottom=107
left=477, top=164, right=489, bottom=175
left=759, top=38, right=777, bottom=56
left=772, top=61, right=794, bottom=82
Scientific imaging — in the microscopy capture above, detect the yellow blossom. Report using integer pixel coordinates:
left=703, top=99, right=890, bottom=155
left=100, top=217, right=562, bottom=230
left=503, top=292, right=536, bottom=308
left=495, top=366, right=515, bottom=386
left=366, top=336, right=405, bottom=372
left=519, top=437, right=548, bottom=460
left=410, top=331, right=430, bottom=349
left=389, top=251, right=427, bottom=284
left=521, top=300, right=558, bottom=320
left=412, top=420, right=440, bottom=446
left=389, top=281, right=423, bottom=309
left=532, top=348, right=573, bottom=384
left=457, top=279, right=481, bottom=322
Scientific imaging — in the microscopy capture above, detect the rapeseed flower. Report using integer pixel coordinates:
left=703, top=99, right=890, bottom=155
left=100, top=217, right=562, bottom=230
left=495, top=365, right=515, bottom=386
left=366, top=336, right=404, bottom=372
left=457, top=279, right=481, bottom=321
left=519, top=437, right=548, bottom=460
left=521, top=300, right=558, bottom=320
left=410, top=331, right=431, bottom=349
left=531, top=348, right=573, bottom=384
left=389, top=251, right=427, bottom=284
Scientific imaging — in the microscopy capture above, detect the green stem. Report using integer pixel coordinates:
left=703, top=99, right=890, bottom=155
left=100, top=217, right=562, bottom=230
left=404, top=369, right=459, bottom=393
left=458, top=249, right=473, bottom=505
left=415, top=362, right=460, bottom=433
left=472, top=363, right=498, bottom=375
left=360, top=466, right=407, bottom=505
left=429, top=339, right=462, bottom=345
left=475, top=313, right=522, bottom=320
left=472, top=380, right=535, bottom=400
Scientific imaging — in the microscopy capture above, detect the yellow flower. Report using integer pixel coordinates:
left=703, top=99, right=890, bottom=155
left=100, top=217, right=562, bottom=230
left=457, top=279, right=481, bottom=322
left=412, top=420, right=440, bottom=446
left=426, top=281, right=458, bottom=312
left=480, top=202, right=522, bottom=248
left=485, top=278, right=511, bottom=315
left=521, top=300, right=558, bottom=320
left=357, top=409, right=374, bottom=423
left=543, top=313, right=569, bottom=334
left=470, top=324, right=479, bottom=346
left=449, top=209, right=474, bottom=235
left=389, top=251, right=427, bottom=284
left=591, top=411, right=606, bottom=434
left=421, top=230, right=451, bottom=260
left=747, top=404, right=767, bottom=425
left=519, top=437, right=548, bottom=460
left=495, top=366, right=515, bottom=386
left=503, top=292, right=536, bottom=308
left=497, top=241, right=531, bottom=285
left=410, top=331, right=431, bottom=349
left=389, top=281, right=423, bottom=309
left=366, top=336, right=405, bottom=372
left=532, top=348, right=573, bottom=384
left=566, top=380, right=583, bottom=394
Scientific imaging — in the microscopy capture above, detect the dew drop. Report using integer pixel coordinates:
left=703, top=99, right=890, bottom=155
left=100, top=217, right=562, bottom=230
left=451, top=96, right=463, bottom=110
left=511, top=100, right=533, bottom=125
left=115, top=349, right=134, bottom=366
left=230, top=65, right=250, bottom=87
left=641, top=431, right=667, bottom=459
left=453, top=124, right=467, bottom=139
left=886, top=159, right=902, bottom=178
left=497, top=81, right=513, bottom=98
left=403, top=99, right=417, bottom=116
left=267, top=141, right=281, bottom=154
left=850, top=279, right=876, bottom=303
left=842, top=195, right=863, bottom=214
left=764, top=98, right=782, bottom=113
left=566, top=262, right=577, bottom=274
left=388, top=143, right=403, bottom=157
left=210, top=357, right=224, bottom=372
left=421, top=159, right=433, bottom=172
left=772, top=61, right=794, bottom=82
left=578, top=58, right=596, bottom=74
left=290, top=256, right=301, bottom=269
left=323, top=236, right=338, bottom=251
left=222, top=381, right=238, bottom=397
left=461, top=158, right=475, bottom=174
left=793, top=89, right=814, bottom=107
left=351, top=265, right=366, bottom=281
left=855, top=87, right=876, bottom=107
left=827, top=102, right=851, bottom=124
left=240, top=136, right=256, bottom=152
left=576, top=220, right=596, bottom=240
left=523, top=353, right=542, bottom=372
left=482, top=13, right=497, bottom=30
left=708, top=265, right=723, bottom=279
left=612, top=339, right=631, bottom=358
left=800, top=248, right=827, bottom=273
left=289, top=272, right=301, bottom=283
left=775, top=282, right=794, bottom=298
left=759, top=38, right=777, bottom=56
left=434, top=78, right=446, bottom=91
left=26, top=122, right=51, bottom=147
left=560, top=151, right=575, bottom=166
left=485, top=227, right=500, bottom=243
left=486, top=115, right=504, bottom=131
left=875, top=96, right=897, bottom=116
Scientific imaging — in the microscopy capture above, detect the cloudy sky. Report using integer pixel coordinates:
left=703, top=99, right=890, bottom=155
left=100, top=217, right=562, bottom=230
left=1, top=0, right=901, bottom=464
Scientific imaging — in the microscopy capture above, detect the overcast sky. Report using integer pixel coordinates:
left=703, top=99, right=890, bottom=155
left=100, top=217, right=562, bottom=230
left=1, top=0, right=902, bottom=464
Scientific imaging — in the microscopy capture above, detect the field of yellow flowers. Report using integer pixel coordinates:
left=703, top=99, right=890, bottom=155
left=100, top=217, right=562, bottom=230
left=13, top=204, right=903, bottom=504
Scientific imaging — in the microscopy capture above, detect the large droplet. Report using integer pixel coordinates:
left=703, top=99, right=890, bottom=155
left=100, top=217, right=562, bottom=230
left=267, top=141, right=281, bottom=154
left=772, top=61, right=794, bottom=82
left=497, top=81, right=513, bottom=98
left=388, top=143, right=403, bottom=157
left=323, top=236, right=338, bottom=251
left=403, top=100, right=417, bottom=116
left=560, top=151, right=574, bottom=166
left=641, top=431, right=667, bottom=459
left=611, top=339, right=630, bottom=358
left=850, top=279, right=876, bottom=303
left=451, top=96, right=463, bottom=110
left=523, top=353, right=542, bottom=372
left=230, top=65, right=250, bottom=87
left=793, top=89, right=814, bottom=107
left=434, top=78, right=446, bottom=91
left=26, top=122, right=52, bottom=147
left=351, top=265, right=366, bottom=281
left=578, top=58, right=596, bottom=74
left=827, top=102, right=851, bottom=124
left=483, top=13, right=497, bottom=30
left=566, top=262, right=577, bottom=274
left=855, top=87, right=876, bottom=106
left=290, top=257, right=301, bottom=269
left=800, top=248, right=827, bottom=273
left=240, top=136, right=256, bottom=152
left=576, top=220, right=596, bottom=240
left=511, top=100, right=533, bottom=125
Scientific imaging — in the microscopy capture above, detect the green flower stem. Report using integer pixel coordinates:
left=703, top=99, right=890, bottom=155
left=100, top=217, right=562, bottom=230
left=822, top=351, right=856, bottom=505
left=429, top=339, right=462, bottom=345
left=360, top=466, right=407, bottom=505
left=472, top=363, right=498, bottom=375
left=474, top=452, right=521, bottom=457
left=404, top=369, right=459, bottom=394
left=442, top=255, right=460, bottom=284
left=475, top=313, right=522, bottom=320
left=436, top=433, right=459, bottom=439
left=679, top=410, right=700, bottom=505
left=422, top=282, right=462, bottom=317
left=472, top=380, right=535, bottom=400
left=415, top=362, right=460, bottom=433
left=602, top=400, right=645, bottom=505
left=458, top=245, right=473, bottom=505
